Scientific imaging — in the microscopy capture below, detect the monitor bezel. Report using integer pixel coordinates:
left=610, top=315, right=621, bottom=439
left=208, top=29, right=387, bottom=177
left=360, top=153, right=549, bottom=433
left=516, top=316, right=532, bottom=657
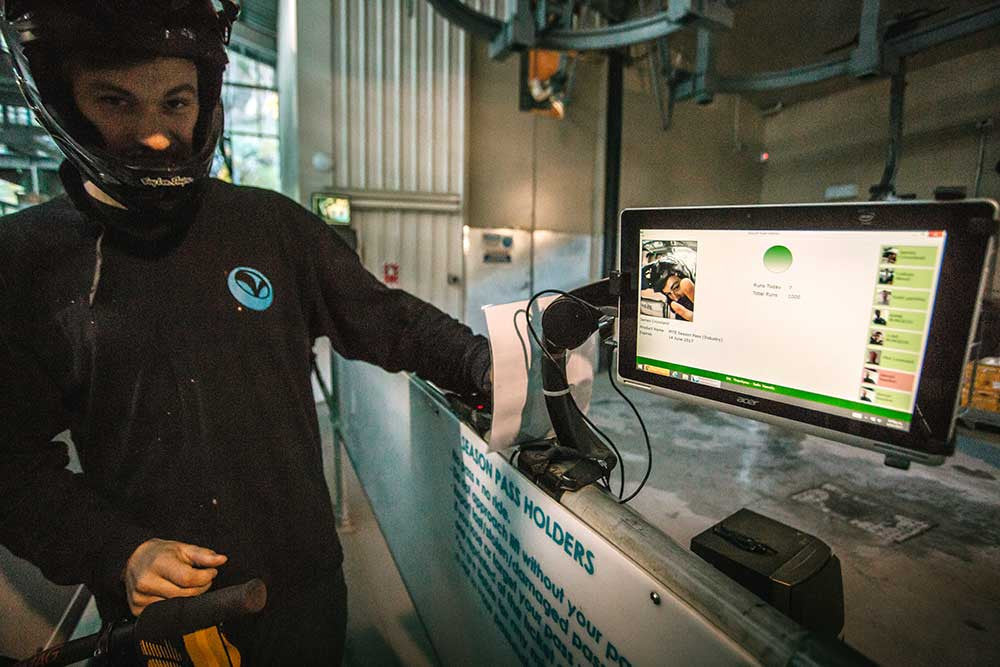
left=616, top=200, right=998, bottom=464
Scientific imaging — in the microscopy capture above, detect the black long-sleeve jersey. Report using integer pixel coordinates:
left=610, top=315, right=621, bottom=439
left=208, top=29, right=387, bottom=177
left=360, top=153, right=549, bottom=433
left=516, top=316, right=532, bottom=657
left=0, top=170, right=490, bottom=621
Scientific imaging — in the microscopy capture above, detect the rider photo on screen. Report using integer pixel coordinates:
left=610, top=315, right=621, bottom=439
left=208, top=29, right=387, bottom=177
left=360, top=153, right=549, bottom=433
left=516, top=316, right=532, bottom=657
left=639, top=240, right=697, bottom=322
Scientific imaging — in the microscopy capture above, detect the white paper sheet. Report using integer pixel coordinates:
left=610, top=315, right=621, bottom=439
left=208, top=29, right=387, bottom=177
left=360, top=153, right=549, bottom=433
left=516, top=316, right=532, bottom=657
left=484, top=296, right=596, bottom=451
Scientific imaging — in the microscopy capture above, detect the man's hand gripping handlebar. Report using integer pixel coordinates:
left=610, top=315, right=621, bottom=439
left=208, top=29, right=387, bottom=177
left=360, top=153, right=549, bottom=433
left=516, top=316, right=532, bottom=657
left=9, top=579, right=267, bottom=667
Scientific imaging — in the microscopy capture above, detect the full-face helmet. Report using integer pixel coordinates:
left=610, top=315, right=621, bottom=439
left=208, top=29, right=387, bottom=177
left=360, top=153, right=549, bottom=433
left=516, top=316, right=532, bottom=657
left=1, top=0, right=240, bottom=211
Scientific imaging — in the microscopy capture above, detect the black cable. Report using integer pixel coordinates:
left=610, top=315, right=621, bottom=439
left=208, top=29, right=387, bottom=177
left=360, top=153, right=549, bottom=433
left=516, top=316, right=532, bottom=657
left=522, top=292, right=626, bottom=484
left=512, top=309, right=532, bottom=375
left=514, top=306, right=625, bottom=500
left=518, top=289, right=627, bottom=499
left=567, top=388, right=626, bottom=499
left=216, top=625, right=236, bottom=667
left=607, top=353, right=653, bottom=504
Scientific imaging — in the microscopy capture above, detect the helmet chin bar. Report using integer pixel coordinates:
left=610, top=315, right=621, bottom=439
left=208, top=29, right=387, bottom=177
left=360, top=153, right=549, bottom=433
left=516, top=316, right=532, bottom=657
left=515, top=277, right=621, bottom=497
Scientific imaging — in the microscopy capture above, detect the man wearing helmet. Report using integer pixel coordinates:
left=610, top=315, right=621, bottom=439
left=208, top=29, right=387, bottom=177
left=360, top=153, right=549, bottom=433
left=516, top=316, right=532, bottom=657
left=0, top=1, right=491, bottom=663
left=640, top=257, right=696, bottom=321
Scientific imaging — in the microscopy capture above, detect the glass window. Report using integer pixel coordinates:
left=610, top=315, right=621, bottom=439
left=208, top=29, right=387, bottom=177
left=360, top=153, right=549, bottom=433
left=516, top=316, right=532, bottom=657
left=214, top=50, right=280, bottom=192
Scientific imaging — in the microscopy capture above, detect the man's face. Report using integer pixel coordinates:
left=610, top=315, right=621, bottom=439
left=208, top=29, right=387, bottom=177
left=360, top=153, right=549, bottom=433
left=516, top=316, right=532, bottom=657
left=69, top=57, right=199, bottom=165
left=662, top=275, right=683, bottom=299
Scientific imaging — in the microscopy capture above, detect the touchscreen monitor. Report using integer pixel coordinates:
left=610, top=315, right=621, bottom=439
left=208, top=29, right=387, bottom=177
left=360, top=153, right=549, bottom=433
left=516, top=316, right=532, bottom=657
left=616, top=201, right=998, bottom=464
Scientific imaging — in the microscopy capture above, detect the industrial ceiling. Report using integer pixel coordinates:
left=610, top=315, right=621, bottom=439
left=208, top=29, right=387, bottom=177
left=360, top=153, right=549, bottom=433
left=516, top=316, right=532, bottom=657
left=679, top=0, right=1000, bottom=108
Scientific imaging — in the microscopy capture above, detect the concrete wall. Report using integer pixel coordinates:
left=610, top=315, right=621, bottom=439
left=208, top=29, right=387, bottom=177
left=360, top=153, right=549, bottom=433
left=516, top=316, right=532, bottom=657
left=470, top=41, right=999, bottom=226
left=760, top=46, right=1000, bottom=204
left=468, top=44, right=606, bottom=236
left=619, top=72, right=766, bottom=209
left=467, top=44, right=768, bottom=223
left=466, top=43, right=767, bottom=284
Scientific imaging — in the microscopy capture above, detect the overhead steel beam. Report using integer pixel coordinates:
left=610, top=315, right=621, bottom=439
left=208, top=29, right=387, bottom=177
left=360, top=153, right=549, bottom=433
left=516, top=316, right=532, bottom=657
left=424, top=0, right=502, bottom=40
left=426, top=0, right=733, bottom=56
left=426, top=0, right=1000, bottom=63
left=490, top=0, right=536, bottom=60
left=426, top=0, right=1000, bottom=108
left=849, top=0, right=883, bottom=77
left=535, top=12, right=688, bottom=51
left=674, top=0, right=1000, bottom=98
left=640, top=0, right=675, bottom=130
left=711, top=57, right=853, bottom=94
left=885, top=1, right=1000, bottom=60
left=667, top=0, right=734, bottom=31
left=692, top=28, right=717, bottom=104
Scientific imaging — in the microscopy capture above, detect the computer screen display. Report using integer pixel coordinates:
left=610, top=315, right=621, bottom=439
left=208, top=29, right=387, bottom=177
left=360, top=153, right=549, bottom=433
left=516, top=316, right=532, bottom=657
left=616, top=201, right=998, bottom=463
left=312, top=193, right=352, bottom=225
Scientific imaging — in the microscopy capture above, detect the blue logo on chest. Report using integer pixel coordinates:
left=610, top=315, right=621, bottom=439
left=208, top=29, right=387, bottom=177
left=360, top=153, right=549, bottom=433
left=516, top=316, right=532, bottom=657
left=228, top=267, right=274, bottom=311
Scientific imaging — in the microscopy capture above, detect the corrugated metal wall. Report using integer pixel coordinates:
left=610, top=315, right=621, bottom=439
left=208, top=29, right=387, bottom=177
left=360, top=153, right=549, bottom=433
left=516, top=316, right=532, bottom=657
left=474, top=1, right=513, bottom=18
left=332, top=1, right=502, bottom=319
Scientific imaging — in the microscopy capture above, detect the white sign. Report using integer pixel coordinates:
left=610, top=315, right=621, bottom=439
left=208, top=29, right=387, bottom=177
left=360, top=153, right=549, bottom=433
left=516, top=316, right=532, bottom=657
left=453, top=423, right=752, bottom=666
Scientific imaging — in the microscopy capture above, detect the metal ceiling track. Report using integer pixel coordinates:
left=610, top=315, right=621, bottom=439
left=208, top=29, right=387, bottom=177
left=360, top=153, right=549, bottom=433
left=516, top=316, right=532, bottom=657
left=427, top=0, right=1000, bottom=105
left=426, top=0, right=735, bottom=59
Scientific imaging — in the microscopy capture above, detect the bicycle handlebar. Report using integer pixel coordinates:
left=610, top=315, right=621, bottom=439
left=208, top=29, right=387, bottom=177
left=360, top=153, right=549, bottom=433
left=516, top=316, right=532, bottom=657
left=134, top=577, right=267, bottom=640
left=12, top=579, right=267, bottom=667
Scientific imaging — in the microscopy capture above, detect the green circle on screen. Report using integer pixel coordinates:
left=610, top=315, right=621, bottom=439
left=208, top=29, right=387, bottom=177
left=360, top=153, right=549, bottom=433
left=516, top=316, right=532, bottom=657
left=764, top=245, right=793, bottom=273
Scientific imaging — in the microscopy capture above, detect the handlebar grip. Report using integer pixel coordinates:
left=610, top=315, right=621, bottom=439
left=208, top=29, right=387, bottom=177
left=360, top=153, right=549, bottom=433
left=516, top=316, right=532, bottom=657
left=133, top=578, right=267, bottom=641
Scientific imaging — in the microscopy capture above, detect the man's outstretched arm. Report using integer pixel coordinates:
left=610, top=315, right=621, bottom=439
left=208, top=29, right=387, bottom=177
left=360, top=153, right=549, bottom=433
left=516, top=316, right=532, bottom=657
left=300, top=212, right=491, bottom=400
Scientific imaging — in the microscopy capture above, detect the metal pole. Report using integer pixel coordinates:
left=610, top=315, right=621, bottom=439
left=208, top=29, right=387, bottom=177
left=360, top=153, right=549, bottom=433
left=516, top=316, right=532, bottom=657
left=599, top=50, right=624, bottom=372
left=974, top=118, right=993, bottom=197
left=311, top=354, right=350, bottom=528
left=601, top=50, right=624, bottom=278
left=871, top=60, right=907, bottom=200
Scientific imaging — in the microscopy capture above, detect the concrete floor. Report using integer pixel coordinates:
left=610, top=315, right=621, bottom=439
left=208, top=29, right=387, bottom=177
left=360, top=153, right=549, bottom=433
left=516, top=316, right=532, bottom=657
left=336, top=451, right=438, bottom=666
left=317, top=406, right=438, bottom=667
left=584, top=374, right=1000, bottom=667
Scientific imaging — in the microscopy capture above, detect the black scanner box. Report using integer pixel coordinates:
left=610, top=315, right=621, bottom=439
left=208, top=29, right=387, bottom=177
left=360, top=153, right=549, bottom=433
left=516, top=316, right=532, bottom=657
left=691, top=508, right=844, bottom=636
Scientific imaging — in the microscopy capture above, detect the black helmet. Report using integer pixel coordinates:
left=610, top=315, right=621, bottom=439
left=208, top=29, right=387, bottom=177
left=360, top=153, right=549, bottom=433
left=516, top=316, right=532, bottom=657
left=0, top=1, right=240, bottom=211
left=643, top=256, right=694, bottom=293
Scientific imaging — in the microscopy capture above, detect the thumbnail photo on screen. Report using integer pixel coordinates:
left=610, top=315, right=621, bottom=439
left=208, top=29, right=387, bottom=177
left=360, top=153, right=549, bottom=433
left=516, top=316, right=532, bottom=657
left=640, top=240, right=698, bottom=321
